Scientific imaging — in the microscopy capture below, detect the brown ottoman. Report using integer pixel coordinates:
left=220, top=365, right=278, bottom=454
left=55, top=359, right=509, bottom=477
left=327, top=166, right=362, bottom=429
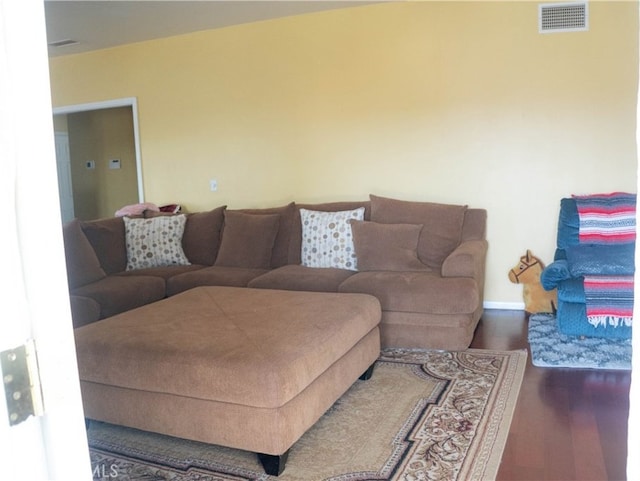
left=74, top=286, right=381, bottom=475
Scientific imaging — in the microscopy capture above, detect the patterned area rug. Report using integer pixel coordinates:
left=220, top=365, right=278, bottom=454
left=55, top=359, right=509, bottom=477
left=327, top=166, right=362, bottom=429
left=528, top=313, right=632, bottom=370
left=88, top=348, right=527, bottom=481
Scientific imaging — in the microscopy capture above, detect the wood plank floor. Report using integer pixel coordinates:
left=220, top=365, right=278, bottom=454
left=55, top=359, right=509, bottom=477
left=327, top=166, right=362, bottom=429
left=471, top=310, right=631, bottom=481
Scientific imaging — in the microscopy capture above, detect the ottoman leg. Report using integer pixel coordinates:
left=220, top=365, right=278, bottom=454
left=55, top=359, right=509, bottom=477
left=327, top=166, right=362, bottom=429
left=359, top=362, right=376, bottom=381
left=258, top=450, right=290, bottom=476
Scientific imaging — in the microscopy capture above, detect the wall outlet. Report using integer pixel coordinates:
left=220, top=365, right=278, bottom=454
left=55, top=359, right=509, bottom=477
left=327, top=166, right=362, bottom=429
left=209, top=179, right=218, bottom=192
left=109, top=159, right=121, bottom=169
left=85, top=160, right=95, bottom=169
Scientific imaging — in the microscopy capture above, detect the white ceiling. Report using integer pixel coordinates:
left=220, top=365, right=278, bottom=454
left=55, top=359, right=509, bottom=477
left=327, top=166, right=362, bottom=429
left=44, top=1, right=376, bottom=57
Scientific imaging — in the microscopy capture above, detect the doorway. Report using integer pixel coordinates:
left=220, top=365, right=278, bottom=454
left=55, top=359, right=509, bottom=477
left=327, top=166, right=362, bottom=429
left=53, top=98, right=144, bottom=221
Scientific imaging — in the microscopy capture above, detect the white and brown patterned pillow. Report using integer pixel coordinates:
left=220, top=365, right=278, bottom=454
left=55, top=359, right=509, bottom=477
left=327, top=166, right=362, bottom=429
left=124, top=215, right=190, bottom=270
left=300, top=208, right=365, bottom=270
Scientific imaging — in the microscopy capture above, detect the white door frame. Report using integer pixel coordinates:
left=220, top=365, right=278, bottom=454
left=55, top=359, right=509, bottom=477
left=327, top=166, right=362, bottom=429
left=53, top=97, right=145, bottom=204
left=54, top=131, right=75, bottom=222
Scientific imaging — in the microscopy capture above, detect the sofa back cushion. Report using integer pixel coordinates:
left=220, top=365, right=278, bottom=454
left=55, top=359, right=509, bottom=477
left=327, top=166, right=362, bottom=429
left=80, top=216, right=128, bottom=274
left=215, top=211, right=280, bottom=269
left=236, top=202, right=296, bottom=268
left=461, top=208, right=487, bottom=242
left=145, top=207, right=227, bottom=266
left=288, top=201, right=371, bottom=264
left=63, top=219, right=106, bottom=289
left=182, top=206, right=226, bottom=265
left=370, top=195, right=467, bottom=269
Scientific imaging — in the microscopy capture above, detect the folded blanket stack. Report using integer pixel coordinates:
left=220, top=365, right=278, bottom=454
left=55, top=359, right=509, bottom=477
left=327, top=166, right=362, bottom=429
left=573, top=192, right=636, bottom=329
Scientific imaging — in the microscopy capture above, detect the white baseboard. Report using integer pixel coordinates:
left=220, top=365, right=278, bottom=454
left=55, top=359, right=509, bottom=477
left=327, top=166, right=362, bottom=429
left=483, top=301, right=525, bottom=311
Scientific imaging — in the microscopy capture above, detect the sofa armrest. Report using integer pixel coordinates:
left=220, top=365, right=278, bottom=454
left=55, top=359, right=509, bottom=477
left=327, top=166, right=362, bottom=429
left=441, top=239, right=487, bottom=279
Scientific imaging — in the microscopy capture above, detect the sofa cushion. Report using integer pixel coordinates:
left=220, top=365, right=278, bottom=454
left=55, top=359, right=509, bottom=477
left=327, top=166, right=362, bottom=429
left=339, top=270, right=479, bottom=315
left=248, top=265, right=356, bottom=292
left=300, top=208, right=364, bottom=270
left=70, top=275, right=166, bottom=319
left=370, top=195, right=467, bottom=269
left=288, top=201, right=371, bottom=264
left=350, top=220, right=427, bottom=272
left=145, top=207, right=227, bottom=266
left=237, top=202, right=296, bottom=268
left=182, top=206, right=226, bottom=265
left=80, top=217, right=128, bottom=274
left=166, top=266, right=269, bottom=296
left=124, top=215, right=190, bottom=270
left=215, top=211, right=280, bottom=269
left=62, top=219, right=106, bottom=289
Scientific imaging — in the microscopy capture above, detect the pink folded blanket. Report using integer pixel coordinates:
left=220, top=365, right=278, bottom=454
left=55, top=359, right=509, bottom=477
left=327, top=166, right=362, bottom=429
left=115, top=202, right=160, bottom=217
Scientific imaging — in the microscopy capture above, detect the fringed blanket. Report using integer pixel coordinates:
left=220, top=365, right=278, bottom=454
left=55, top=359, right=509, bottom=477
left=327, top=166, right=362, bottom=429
left=573, top=192, right=636, bottom=244
left=573, top=192, right=636, bottom=329
left=582, top=276, right=634, bottom=328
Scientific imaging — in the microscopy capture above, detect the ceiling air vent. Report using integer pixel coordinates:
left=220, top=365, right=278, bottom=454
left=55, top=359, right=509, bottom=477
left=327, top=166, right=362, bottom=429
left=48, top=39, right=79, bottom=48
left=539, top=2, right=588, bottom=34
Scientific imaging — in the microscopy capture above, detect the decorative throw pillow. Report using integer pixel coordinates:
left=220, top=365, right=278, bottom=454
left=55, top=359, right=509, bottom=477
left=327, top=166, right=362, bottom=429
left=214, top=211, right=280, bottom=269
left=350, top=220, right=428, bottom=272
left=300, top=208, right=365, bottom=270
left=124, top=214, right=190, bottom=270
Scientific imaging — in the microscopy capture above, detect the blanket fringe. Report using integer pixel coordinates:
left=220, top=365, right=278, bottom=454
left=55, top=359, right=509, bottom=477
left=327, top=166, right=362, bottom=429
left=587, top=315, right=633, bottom=329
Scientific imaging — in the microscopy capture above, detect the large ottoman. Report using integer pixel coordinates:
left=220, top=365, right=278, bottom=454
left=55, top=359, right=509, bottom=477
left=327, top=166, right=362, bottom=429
left=74, top=286, right=381, bottom=475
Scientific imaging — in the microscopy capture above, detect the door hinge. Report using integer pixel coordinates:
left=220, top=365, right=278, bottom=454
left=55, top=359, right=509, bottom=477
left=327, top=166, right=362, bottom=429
left=1, top=339, right=44, bottom=426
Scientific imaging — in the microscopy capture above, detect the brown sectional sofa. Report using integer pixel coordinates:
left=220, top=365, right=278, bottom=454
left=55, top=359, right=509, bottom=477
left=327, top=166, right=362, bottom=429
left=64, top=195, right=488, bottom=349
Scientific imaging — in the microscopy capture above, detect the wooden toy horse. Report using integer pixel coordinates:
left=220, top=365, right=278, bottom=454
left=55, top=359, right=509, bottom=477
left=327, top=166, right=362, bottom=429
left=508, top=250, right=557, bottom=315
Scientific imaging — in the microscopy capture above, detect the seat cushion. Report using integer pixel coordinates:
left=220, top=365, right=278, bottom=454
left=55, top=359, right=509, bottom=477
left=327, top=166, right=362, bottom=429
left=248, top=265, right=356, bottom=292
left=339, top=270, right=479, bottom=314
left=166, top=265, right=269, bottom=296
left=74, top=286, right=381, bottom=409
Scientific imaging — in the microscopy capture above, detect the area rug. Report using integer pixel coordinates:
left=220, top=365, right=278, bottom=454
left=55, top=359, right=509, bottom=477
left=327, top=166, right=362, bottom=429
left=528, top=313, right=632, bottom=370
left=88, top=348, right=527, bottom=481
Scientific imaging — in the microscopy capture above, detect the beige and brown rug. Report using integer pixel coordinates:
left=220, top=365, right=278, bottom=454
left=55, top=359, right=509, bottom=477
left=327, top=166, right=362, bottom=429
left=88, top=348, right=527, bottom=481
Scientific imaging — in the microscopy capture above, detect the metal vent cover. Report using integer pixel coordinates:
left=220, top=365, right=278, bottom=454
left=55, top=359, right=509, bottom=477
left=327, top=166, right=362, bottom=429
left=48, top=39, right=79, bottom=48
left=539, top=2, right=588, bottom=33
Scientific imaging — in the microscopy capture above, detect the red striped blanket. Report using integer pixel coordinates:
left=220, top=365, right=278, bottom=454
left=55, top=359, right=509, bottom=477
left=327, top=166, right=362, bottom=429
left=573, top=193, right=636, bottom=329
left=573, top=192, right=636, bottom=244
left=582, top=276, right=634, bottom=328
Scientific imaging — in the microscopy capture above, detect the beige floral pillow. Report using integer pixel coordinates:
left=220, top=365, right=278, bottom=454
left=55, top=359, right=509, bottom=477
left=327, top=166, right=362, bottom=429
left=300, top=208, right=364, bottom=270
left=124, top=215, right=190, bottom=270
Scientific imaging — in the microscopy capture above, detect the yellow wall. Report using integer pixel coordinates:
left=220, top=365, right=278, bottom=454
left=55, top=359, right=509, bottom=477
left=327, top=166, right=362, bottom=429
left=48, top=1, right=638, bottom=306
left=65, top=107, right=138, bottom=219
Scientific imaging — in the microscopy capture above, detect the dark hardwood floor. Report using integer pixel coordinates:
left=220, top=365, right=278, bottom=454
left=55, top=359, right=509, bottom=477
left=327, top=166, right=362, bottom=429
left=471, top=310, right=631, bottom=481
